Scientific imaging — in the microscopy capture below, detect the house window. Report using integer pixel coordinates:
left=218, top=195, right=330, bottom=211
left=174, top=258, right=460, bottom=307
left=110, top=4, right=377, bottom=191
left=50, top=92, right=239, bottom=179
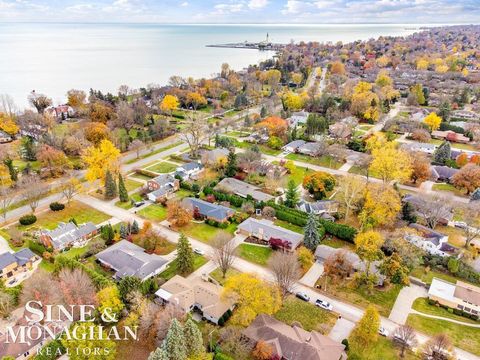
left=6, top=271, right=12, bottom=277
left=465, top=307, right=471, bottom=313
left=458, top=305, right=464, bottom=310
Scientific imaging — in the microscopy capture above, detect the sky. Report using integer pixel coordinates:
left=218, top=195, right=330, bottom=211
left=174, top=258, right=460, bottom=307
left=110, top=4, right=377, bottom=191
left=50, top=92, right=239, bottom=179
left=0, top=0, right=479, bottom=24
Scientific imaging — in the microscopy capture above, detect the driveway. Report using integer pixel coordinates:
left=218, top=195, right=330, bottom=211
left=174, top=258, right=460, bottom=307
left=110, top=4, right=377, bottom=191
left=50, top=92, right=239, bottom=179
left=388, top=284, right=428, bottom=324
left=300, top=261, right=323, bottom=287
left=0, top=234, right=12, bottom=254
left=328, top=318, right=355, bottom=342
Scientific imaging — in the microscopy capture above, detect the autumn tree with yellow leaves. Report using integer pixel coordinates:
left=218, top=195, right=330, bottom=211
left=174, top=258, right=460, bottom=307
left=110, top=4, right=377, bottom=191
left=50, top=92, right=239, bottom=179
left=0, top=113, right=19, bottom=136
left=82, top=139, right=121, bottom=183
left=369, top=146, right=412, bottom=184
left=354, top=231, right=384, bottom=277
left=282, top=91, right=306, bottom=111
left=359, top=184, right=401, bottom=230
left=160, top=94, right=179, bottom=115
left=423, top=112, right=442, bottom=131
left=222, top=273, right=281, bottom=326
left=350, top=81, right=380, bottom=122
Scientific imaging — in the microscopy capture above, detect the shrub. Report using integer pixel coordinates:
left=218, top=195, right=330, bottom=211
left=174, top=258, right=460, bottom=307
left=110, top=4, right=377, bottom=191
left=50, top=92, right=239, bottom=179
left=214, top=354, right=233, bottom=360
left=49, top=202, right=65, bottom=211
left=447, top=308, right=454, bottom=314
left=341, top=339, right=349, bottom=351
left=54, top=256, right=112, bottom=289
left=28, top=240, right=48, bottom=255
left=218, top=317, right=225, bottom=326
left=19, top=214, right=37, bottom=226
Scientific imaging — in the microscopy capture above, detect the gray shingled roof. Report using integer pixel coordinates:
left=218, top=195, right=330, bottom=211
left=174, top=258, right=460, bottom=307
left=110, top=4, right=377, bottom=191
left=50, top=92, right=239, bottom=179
left=185, top=198, right=234, bottom=222
left=0, top=249, right=36, bottom=270
left=238, top=218, right=303, bottom=248
left=40, top=222, right=97, bottom=249
left=215, top=177, right=274, bottom=202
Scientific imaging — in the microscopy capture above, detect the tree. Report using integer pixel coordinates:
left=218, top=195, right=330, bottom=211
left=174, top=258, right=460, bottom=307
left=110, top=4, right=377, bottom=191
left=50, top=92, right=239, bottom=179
left=336, top=175, right=365, bottom=222
left=297, top=246, right=314, bottom=273
left=438, top=101, right=451, bottom=122
left=183, top=318, right=204, bottom=357
left=62, top=323, right=116, bottom=360
left=148, top=348, right=169, bottom=360
left=456, top=152, right=468, bottom=167
left=452, top=164, right=480, bottom=194
left=350, top=81, right=380, bottom=121
left=263, top=69, right=281, bottom=90
left=330, top=61, right=346, bottom=75
left=369, top=147, right=412, bottom=184
left=115, top=101, right=135, bottom=131
left=84, top=122, right=110, bottom=145
left=176, top=233, right=194, bottom=275
left=303, top=212, right=321, bottom=251
left=351, top=305, right=380, bottom=348
left=83, top=139, right=121, bottom=183
left=61, top=176, right=83, bottom=204
left=0, top=113, right=19, bottom=136
left=104, top=170, right=117, bottom=199
left=128, top=139, right=145, bottom=159
left=269, top=252, right=301, bottom=299
left=410, top=152, right=431, bottom=184
left=19, top=175, right=48, bottom=213
left=0, top=291, right=14, bottom=318
left=433, top=141, right=451, bottom=165
left=282, top=91, right=305, bottom=111
left=354, top=230, right=384, bottom=277
left=423, top=333, right=454, bottom=360
left=410, top=84, right=425, bottom=105
left=305, top=114, right=328, bottom=137
left=88, top=101, right=115, bottom=123
left=456, top=202, right=480, bottom=248
left=57, top=268, right=97, bottom=313
left=266, top=136, right=283, bottom=150
left=67, top=89, right=87, bottom=109
left=0, top=187, right=14, bottom=223
left=163, top=319, right=187, bottom=360
left=28, top=91, right=52, bottom=114
left=412, top=193, right=452, bottom=229
left=186, top=92, right=207, bottom=110
left=424, top=112, right=442, bottom=131
left=252, top=340, right=273, bottom=360
left=255, top=116, right=288, bottom=139
left=394, top=325, right=417, bottom=358
left=212, top=233, right=236, bottom=279
left=302, top=171, right=336, bottom=200
left=0, top=164, right=12, bottom=189
left=160, top=94, right=179, bottom=115
left=118, top=173, right=129, bottom=203
left=167, top=200, right=192, bottom=227
left=284, top=180, right=299, bottom=208
left=359, top=184, right=401, bottom=229
left=180, top=114, right=207, bottom=158
left=37, top=144, right=71, bottom=178
left=222, top=273, right=281, bottom=326
left=225, top=148, right=237, bottom=177
left=380, top=253, right=409, bottom=285
left=324, top=251, right=354, bottom=282
left=21, top=270, right=62, bottom=310
left=97, top=285, right=124, bottom=320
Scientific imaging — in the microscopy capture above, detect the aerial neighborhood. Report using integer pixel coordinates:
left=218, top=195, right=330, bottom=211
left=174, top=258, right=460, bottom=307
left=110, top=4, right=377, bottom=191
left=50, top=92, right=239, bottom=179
left=1, top=25, right=480, bottom=360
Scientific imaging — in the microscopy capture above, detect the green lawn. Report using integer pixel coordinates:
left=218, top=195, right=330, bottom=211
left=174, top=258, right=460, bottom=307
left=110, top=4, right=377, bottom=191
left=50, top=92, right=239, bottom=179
left=129, top=173, right=153, bottom=181
left=158, top=254, right=208, bottom=281
left=234, top=140, right=282, bottom=156
left=412, top=298, right=478, bottom=324
left=321, top=237, right=354, bottom=250
left=39, top=260, right=55, bottom=272
left=274, top=297, right=337, bottom=334
left=287, top=165, right=312, bottom=186
left=348, top=336, right=419, bottom=360
left=125, top=140, right=184, bottom=164
left=410, top=266, right=466, bottom=286
left=179, top=222, right=236, bottom=244
left=115, top=193, right=143, bottom=210
left=406, top=314, right=480, bottom=356
left=238, top=243, right=273, bottom=266
left=16, top=201, right=110, bottom=232
left=137, top=204, right=168, bottom=222
left=145, top=161, right=177, bottom=174
left=273, top=219, right=304, bottom=234
left=209, top=267, right=241, bottom=286
left=174, top=189, right=196, bottom=200
left=428, top=138, right=478, bottom=151
left=124, top=179, right=143, bottom=192
left=285, top=153, right=343, bottom=169
left=348, top=165, right=381, bottom=179
left=61, top=246, right=89, bottom=259
left=432, top=183, right=467, bottom=197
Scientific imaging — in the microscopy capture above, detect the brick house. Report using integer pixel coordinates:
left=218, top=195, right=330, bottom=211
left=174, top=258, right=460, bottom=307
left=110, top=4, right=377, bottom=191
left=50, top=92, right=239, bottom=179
left=39, top=221, right=97, bottom=250
left=0, top=249, right=40, bottom=286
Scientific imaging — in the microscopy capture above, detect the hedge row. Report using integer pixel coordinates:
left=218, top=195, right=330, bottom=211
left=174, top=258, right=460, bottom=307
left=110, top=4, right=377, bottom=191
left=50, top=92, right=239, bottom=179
left=28, top=240, right=49, bottom=256
left=203, top=186, right=245, bottom=208
left=54, top=256, right=112, bottom=289
left=134, top=168, right=158, bottom=178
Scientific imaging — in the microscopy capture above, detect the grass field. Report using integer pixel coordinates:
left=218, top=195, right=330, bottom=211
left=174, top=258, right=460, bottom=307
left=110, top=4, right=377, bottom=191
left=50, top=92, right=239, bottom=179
left=137, top=204, right=168, bottom=222
left=273, top=219, right=304, bottom=234
left=412, top=298, right=478, bottom=324
left=115, top=193, right=143, bottom=210
left=432, top=183, right=467, bottom=197
left=124, top=179, right=143, bottom=192
left=179, top=221, right=236, bottom=244
left=209, top=267, right=241, bottom=286
left=274, top=297, right=337, bottom=334
left=125, top=140, right=184, bottom=164
left=428, top=138, right=478, bottom=151
left=410, top=266, right=467, bottom=286
left=129, top=173, right=153, bottom=181
left=285, top=153, right=343, bottom=169
left=238, top=243, right=273, bottom=266
left=158, top=254, right=207, bottom=281
left=145, top=161, right=177, bottom=174
left=234, top=140, right=282, bottom=156
left=348, top=336, right=419, bottom=360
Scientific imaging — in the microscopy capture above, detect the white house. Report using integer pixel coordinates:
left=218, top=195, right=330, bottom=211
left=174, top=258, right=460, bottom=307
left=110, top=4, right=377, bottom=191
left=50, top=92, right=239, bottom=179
left=175, top=162, right=204, bottom=180
left=288, top=111, right=309, bottom=127
left=405, top=224, right=456, bottom=257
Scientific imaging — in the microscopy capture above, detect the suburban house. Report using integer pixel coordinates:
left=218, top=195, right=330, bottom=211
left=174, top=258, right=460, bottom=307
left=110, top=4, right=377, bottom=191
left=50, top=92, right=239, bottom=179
left=146, top=174, right=180, bottom=202
left=95, top=240, right=168, bottom=281
left=431, top=130, right=470, bottom=144
left=0, top=249, right=40, bottom=286
left=243, top=314, right=347, bottom=360
left=406, top=223, right=456, bottom=257
left=215, top=177, right=274, bottom=202
left=184, top=197, right=234, bottom=223
left=451, top=110, right=479, bottom=121
left=0, top=130, right=13, bottom=143
left=244, top=132, right=270, bottom=144
left=201, top=148, right=229, bottom=167
left=298, top=142, right=324, bottom=156
left=155, top=275, right=234, bottom=325
left=175, top=162, right=203, bottom=180
left=401, top=142, right=436, bottom=155
left=297, top=200, right=338, bottom=218
left=428, top=278, right=480, bottom=318
left=402, top=194, right=453, bottom=225
left=430, top=165, right=459, bottom=183
left=45, top=105, right=75, bottom=120
left=39, top=221, right=97, bottom=250
left=315, top=245, right=385, bottom=285
left=328, top=122, right=352, bottom=140
left=288, top=110, right=309, bottom=127
left=283, top=139, right=306, bottom=153
left=237, top=218, right=303, bottom=250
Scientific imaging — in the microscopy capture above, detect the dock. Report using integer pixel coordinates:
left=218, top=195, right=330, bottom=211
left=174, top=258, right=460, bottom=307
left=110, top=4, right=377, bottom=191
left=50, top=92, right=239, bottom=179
left=206, top=42, right=285, bottom=51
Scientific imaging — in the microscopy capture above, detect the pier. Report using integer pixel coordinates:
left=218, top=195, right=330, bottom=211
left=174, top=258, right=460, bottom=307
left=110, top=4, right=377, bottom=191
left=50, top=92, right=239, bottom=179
left=206, top=33, right=285, bottom=51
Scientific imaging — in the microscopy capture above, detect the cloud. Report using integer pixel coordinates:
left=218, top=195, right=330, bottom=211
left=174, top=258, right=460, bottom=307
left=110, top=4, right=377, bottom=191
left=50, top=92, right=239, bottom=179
left=213, top=3, right=244, bottom=14
left=248, top=0, right=269, bottom=9
left=282, top=0, right=314, bottom=14
left=180, top=1, right=189, bottom=6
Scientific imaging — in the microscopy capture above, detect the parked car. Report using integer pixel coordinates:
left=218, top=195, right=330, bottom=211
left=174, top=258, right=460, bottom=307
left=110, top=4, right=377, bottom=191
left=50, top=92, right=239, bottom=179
left=295, top=292, right=310, bottom=302
left=453, top=221, right=467, bottom=229
left=193, top=248, right=205, bottom=255
left=379, top=327, right=389, bottom=337
left=134, top=201, right=145, bottom=207
left=315, top=299, right=333, bottom=311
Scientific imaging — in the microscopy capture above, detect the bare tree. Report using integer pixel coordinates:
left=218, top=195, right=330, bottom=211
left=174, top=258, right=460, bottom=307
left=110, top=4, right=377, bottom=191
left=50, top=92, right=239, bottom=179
left=20, top=175, right=48, bottom=213
left=268, top=251, right=301, bottom=299
left=212, top=233, right=236, bottom=279
left=423, top=333, right=454, bottom=360
left=128, top=139, right=145, bottom=159
left=61, top=176, right=83, bottom=204
left=180, top=113, right=208, bottom=158
left=0, top=291, right=14, bottom=318
left=413, top=193, right=452, bottom=229
left=457, top=202, right=480, bottom=248
left=58, top=268, right=97, bottom=319
left=336, top=175, right=366, bottom=222
left=394, top=325, right=417, bottom=358
left=0, top=187, right=14, bottom=223
left=115, top=101, right=135, bottom=131
left=21, top=270, right=62, bottom=312
left=0, top=94, right=17, bottom=117
left=28, top=91, right=52, bottom=114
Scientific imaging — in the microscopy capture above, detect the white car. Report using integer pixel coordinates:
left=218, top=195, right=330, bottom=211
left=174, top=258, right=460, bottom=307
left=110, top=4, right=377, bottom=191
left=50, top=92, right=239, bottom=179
left=295, top=292, right=310, bottom=302
left=453, top=221, right=467, bottom=229
left=379, top=327, right=389, bottom=337
left=315, top=299, right=333, bottom=311
left=193, top=248, right=205, bottom=255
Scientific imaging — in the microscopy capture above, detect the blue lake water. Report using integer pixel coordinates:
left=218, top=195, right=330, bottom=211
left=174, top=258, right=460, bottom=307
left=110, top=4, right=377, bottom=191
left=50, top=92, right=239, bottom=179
left=0, top=23, right=423, bottom=108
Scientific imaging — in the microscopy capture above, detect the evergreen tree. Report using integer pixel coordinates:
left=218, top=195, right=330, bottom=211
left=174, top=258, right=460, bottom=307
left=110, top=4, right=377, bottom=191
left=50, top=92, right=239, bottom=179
left=101, top=224, right=115, bottom=244
left=471, top=188, right=480, bottom=202
left=148, top=348, right=168, bottom=360
left=303, top=212, right=321, bottom=251
left=244, top=115, right=252, bottom=127
left=214, top=134, right=220, bottom=148
left=401, top=202, right=417, bottom=223
left=183, top=318, right=204, bottom=357
left=22, top=137, right=36, bottom=161
left=438, top=101, right=451, bottom=122
left=118, top=173, right=129, bottom=202
left=162, top=319, right=187, bottom=360
left=3, top=159, right=17, bottom=182
left=433, top=141, right=451, bottom=165
left=131, top=220, right=140, bottom=234
left=104, top=170, right=117, bottom=199
left=119, top=223, right=129, bottom=239
left=284, top=180, right=299, bottom=208
left=260, top=106, right=267, bottom=118
left=176, top=233, right=194, bottom=275
left=291, top=125, right=297, bottom=141
left=225, top=149, right=237, bottom=177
